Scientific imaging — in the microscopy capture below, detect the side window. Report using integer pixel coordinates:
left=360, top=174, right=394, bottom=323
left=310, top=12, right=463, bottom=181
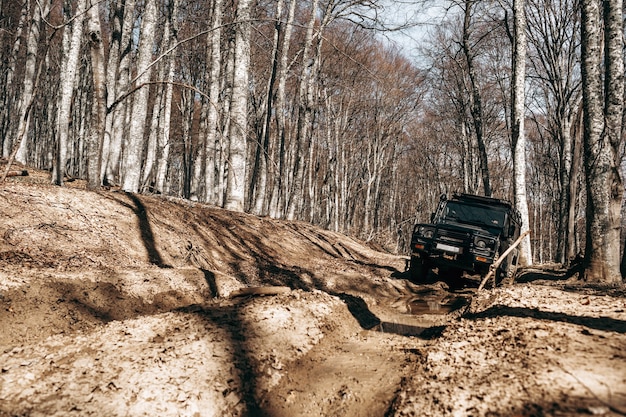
left=505, top=214, right=515, bottom=239
left=508, top=214, right=519, bottom=239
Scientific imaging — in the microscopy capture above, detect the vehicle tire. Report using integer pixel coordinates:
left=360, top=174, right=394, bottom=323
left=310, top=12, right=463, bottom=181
left=409, top=256, right=430, bottom=283
left=496, top=249, right=518, bottom=286
left=495, top=267, right=507, bottom=286
left=444, top=268, right=464, bottom=289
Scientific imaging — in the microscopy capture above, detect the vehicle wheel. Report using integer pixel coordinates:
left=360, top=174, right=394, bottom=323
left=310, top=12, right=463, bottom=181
left=495, top=267, right=508, bottom=286
left=496, top=250, right=518, bottom=286
left=409, top=256, right=430, bottom=283
left=444, top=268, right=464, bottom=289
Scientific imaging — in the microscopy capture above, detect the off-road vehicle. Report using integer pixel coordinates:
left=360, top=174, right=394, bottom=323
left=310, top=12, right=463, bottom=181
left=408, top=193, right=521, bottom=284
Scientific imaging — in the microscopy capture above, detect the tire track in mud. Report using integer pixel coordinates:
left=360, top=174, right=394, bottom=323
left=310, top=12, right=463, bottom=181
left=257, top=325, right=419, bottom=417
left=256, top=282, right=472, bottom=417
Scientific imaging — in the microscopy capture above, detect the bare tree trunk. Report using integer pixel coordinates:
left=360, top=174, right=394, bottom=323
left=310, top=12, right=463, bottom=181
left=462, top=0, right=491, bottom=197
left=142, top=79, right=163, bottom=191
left=511, top=0, right=532, bottom=265
left=155, top=57, right=175, bottom=194
left=460, top=119, right=470, bottom=193
left=218, top=39, right=234, bottom=208
left=557, top=117, right=573, bottom=264
left=2, top=2, right=28, bottom=157
left=100, top=0, right=121, bottom=183
left=104, top=0, right=135, bottom=186
left=143, top=0, right=177, bottom=194
left=122, top=0, right=157, bottom=192
left=287, top=0, right=322, bottom=220
left=364, top=122, right=391, bottom=238
left=143, top=64, right=171, bottom=193
left=269, top=0, right=296, bottom=218
left=180, top=90, right=195, bottom=199
left=14, top=0, right=48, bottom=165
left=301, top=10, right=333, bottom=221
left=602, top=0, right=625, bottom=281
left=149, top=0, right=178, bottom=194
left=306, top=134, right=317, bottom=223
left=54, top=0, right=85, bottom=186
left=224, top=0, right=251, bottom=212
left=580, top=0, right=623, bottom=282
left=567, top=104, right=583, bottom=262
left=86, top=0, right=105, bottom=189
left=203, top=0, right=223, bottom=205
left=250, top=0, right=285, bottom=216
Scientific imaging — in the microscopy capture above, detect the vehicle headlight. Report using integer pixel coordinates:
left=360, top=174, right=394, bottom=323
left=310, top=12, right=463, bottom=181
left=418, top=226, right=435, bottom=239
left=474, top=236, right=495, bottom=250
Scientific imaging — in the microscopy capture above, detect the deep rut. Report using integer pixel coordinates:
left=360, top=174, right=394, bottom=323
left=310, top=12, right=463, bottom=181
left=258, top=327, right=421, bottom=417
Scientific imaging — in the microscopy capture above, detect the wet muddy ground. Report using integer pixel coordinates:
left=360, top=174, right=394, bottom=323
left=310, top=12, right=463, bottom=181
left=1, top=172, right=625, bottom=416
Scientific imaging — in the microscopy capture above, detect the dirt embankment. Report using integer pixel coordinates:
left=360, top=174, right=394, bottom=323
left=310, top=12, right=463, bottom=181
left=1, top=169, right=625, bottom=417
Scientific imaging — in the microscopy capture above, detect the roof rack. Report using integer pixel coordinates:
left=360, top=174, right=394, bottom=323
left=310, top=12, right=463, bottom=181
left=452, top=193, right=511, bottom=206
left=451, top=193, right=521, bottom=224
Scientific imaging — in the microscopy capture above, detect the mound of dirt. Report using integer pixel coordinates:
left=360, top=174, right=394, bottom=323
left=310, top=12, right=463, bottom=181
left=0, top=172, right=417, bottom=416
left=388, top=283, right=626, bottom=416
left=1, top=169, right=626, bottom=417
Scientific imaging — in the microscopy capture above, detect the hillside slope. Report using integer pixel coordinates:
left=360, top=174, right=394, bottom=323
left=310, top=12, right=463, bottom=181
left=1, top=169, right=626, bottom=417
left=0, top=171, right=420, bottom=417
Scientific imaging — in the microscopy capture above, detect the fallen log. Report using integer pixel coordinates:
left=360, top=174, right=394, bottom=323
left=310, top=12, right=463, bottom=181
left=229, top=286, right=292, bottom=298
left=477, top=230, right=531, bottom=291
left=5, top=170, right=29, bottom=177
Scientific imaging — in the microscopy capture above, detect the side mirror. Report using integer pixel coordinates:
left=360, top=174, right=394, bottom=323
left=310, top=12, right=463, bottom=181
left=430, top=213, right=435, bottom=222
left=509, top=225, right=517, bottom=237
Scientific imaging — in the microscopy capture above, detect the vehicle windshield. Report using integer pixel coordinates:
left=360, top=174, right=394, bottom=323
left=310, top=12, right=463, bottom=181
left=442, top=201, right=505, bottom=229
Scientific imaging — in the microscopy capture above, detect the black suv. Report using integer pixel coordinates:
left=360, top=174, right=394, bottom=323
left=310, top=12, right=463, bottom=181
left=408, top=193, right=521, bottom=284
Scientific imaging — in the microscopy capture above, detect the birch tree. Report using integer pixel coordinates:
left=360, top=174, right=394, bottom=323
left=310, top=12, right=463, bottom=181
left=142, top=0, right=178, bottom=194
left=86, top=0, right=106, bottom=189
left=203, top=0, right=224, bottom=205
left=155, top=0, right=179, bottom=194
left=1, top=1, right=28, bottom=157
left=601, top=0, right=625, bottom=282
left=224, top=0, right=251, bottom=212
left=121, top=0, right=158, bottom=192
left=13, top=0, right=49, bottom=165
left=103, top=0, right=136, bottom=186
left=580, top=0, right=623, bottom=282
left=54, top=0, right=85, bottom=186
left=269, top=0, right=297, bottom=218
left=249, top=0, right=285, bottom=215
left=286, top=0, right=321, bottom=220
left=510, top=0, right=532, bottom=265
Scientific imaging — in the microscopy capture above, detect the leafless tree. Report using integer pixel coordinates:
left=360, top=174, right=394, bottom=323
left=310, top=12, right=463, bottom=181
left=86, top=0, right=106, bottom=189
left=580, top=0, right=623, bottom=282
left=54, top=0, right=85, bottom=186
left=224, top=0, right=251, bottom=212
left=460, top=0, right=492, bottom=197
left=121, top=0, right=158, bottom=192
left=526, top=0, right=582, bottom=264
left=508, top=0, right=532, bottom=265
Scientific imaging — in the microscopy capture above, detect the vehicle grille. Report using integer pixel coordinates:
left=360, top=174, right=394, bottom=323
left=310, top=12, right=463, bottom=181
left=436, top=229, right=469, bottom=244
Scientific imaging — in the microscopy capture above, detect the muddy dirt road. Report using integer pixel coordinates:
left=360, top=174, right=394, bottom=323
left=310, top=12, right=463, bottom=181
left=1, top=172, right=625, bottom=416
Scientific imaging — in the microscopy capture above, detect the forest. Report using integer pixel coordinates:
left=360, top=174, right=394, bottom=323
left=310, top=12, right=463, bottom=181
left=0, top=0, right=624, bottom=282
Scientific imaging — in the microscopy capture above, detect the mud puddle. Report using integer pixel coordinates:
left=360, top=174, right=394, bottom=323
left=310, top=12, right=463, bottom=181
left=390, top=287, right=473, bottom=316
left=377, top=286, right=474, bottom=337
left=407, top=292, right=469, bottom=314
